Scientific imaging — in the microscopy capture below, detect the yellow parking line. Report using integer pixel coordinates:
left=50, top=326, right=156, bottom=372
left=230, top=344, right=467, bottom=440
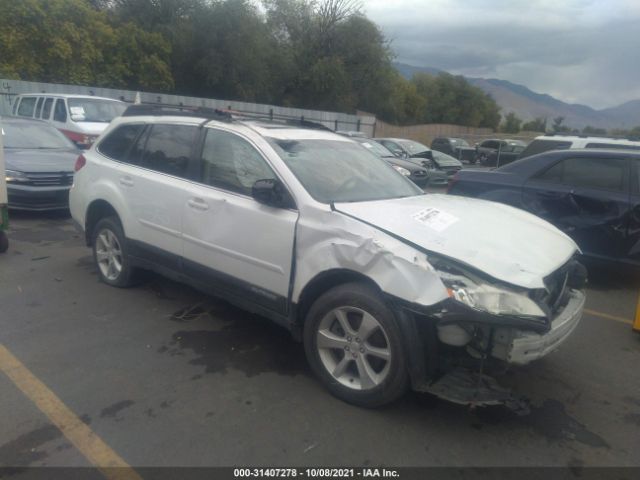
left=584, top=309, right=634, bottom=326
left=0, top=344, right=143, bottom=480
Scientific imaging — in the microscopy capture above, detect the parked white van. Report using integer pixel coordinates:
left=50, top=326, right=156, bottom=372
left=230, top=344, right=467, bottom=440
left=518, top=134, right=640, bottom=159
left=13, top=94, right=127, bottom=149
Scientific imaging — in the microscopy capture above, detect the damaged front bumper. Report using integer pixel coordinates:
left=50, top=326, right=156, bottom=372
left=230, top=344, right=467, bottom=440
left=492, top=289, right=585, bottom=365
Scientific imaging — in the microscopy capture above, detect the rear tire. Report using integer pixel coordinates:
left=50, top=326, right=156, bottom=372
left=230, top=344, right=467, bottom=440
left=92, top=217, right=138, bottom=287
left=303, top=282, right=409, bottom=407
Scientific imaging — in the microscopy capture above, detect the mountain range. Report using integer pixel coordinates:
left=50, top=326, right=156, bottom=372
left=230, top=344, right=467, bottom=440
left=394, top=62, right=640, bottom=130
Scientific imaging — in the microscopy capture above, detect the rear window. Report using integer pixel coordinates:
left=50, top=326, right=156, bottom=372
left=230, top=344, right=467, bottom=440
left=53, top=99, right=67, bottom=122
left=35, top=97, right=44, bottom=118
left=17, top=98, right=36, bottom=117
left=534, top=156, right=627, bottom=192
left=519, top=139, right=572, bottom=159
left=98, top=124, right=146, bottom=161
left=42, top=98, right=54, bottom=120
left=138, top=124, right=197, bottom=178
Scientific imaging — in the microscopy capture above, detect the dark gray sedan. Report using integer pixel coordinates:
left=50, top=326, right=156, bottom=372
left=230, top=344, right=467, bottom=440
left=3, top=117, right=80, bottom=210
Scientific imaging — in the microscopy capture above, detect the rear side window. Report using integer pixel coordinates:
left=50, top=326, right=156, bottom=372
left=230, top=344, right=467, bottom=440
left=200, top=129, right=276, bottom=195
left=98, top=124, right=146, bottom=161
left=17, top=98, right=36, bottom=117
left=535, top=157, right=627, bottom=192
left=35, top=98, right=44, bottom=118
left=53, top=99, right=67, bottom=122
left=585, top=142, right=640, bottom=151
left=41, top=98, right=54, bottom=120
left=138, top=124, right=196, bottom=178
left=519, top=139, right=572, bottom=159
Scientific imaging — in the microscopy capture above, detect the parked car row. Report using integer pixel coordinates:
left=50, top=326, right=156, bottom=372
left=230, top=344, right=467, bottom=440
left=374, top=137, right=463, bottom=182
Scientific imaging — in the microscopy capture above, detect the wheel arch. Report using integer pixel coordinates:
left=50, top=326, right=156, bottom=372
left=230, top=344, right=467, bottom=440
left=84, top=199, right=122, bottom=246
left=294, top=269, right=382, bottom=328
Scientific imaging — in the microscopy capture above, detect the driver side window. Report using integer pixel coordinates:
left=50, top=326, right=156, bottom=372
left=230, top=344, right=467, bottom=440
left=200, top=129, right=276, bottom=195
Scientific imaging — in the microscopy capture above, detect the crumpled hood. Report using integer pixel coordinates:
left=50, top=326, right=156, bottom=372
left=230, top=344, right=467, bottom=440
left=335, top=194, right=579, bottom=289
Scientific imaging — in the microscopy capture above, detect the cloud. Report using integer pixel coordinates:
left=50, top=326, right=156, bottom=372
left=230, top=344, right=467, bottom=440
left=362, top=0, right=640, bottom=108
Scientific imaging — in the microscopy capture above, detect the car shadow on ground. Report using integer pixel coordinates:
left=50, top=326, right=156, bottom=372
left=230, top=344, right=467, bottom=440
left=582, top=259, right=640, bottom=291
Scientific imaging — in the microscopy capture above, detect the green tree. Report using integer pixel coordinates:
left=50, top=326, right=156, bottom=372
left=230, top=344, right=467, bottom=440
left=409, top=72, right=500, bottom=128
left=581, top=125, right=607, bottom=136
left=501, top=112, right=522, bottom=133
left=552, top=116, right=571, bottom=133
left=0, top=0, right=173, bottom=90
left=522, top=117, right=547, bottom=132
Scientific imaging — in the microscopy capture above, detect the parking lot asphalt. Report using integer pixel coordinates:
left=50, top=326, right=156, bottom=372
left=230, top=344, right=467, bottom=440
left=1, top=209, right=639, bottom=472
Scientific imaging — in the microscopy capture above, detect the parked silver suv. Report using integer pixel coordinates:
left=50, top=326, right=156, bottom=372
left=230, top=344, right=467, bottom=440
left=70, top=105, right=586, bottom=408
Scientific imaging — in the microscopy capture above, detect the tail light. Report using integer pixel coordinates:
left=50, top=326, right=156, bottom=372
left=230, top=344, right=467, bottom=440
left=74, top=154, right=87, bottom=172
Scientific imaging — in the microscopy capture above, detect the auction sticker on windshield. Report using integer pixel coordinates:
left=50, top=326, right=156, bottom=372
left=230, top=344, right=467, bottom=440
left=413, top=207, right=459, bottom=232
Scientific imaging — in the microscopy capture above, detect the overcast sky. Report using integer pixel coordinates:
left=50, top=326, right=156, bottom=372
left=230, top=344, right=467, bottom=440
left=363, top=0, right=640, bottom=109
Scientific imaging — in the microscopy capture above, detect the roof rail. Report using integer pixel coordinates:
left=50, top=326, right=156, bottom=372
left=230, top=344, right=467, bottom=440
left=122, top=104, right=232, bottom=122
left=122, top=103, right=335, bottom=132
left=226, top=110, right=333, bottom=131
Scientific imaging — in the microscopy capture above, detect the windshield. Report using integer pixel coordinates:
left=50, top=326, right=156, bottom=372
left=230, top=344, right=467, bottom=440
left=397, top=139, right=430, bottom=154
left=450, top=138, right=469, bottom=147
left=67, top=98, right=126, bottom=123
left=354, top=139, right=396, bottom=158
left=432, top=150, right=462, bottom=166
left=2, top=121, right=76, bottom=149
left=268, top=138, right=422, bottom=203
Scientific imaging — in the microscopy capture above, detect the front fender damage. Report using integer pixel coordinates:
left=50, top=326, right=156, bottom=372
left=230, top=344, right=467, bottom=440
left=292, top=208, right=449, bottom=307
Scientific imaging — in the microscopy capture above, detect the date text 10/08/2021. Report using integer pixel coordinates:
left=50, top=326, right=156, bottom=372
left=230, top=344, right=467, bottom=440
left=233, top=468, right=400, bottom=478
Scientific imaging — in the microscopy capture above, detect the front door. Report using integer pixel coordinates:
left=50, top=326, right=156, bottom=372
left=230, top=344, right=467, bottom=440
left=181, top=127, right=298, bottom=315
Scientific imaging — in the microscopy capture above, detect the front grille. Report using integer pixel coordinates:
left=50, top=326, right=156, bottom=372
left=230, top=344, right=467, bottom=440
left=23, top=172, right=73, bottom=186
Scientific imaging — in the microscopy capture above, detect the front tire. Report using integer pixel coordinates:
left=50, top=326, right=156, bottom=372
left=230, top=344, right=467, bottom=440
left=92, top=217, right=138, bottom=287
left=303, top=282, right=409, bottom=407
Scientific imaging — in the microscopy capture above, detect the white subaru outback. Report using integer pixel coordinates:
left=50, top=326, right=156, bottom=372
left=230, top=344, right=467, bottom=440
left=70, top=105, right=586, bottom=409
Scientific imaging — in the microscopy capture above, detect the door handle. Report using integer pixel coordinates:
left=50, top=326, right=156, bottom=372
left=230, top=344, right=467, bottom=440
left=187, top=198, right=209, bottom=211
left=119, top=176, right=134, bottom=187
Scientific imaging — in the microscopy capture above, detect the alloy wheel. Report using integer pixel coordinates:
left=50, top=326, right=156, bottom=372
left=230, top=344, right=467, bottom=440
left=95, top=228, right=123, bottom=281
left=316, top=306, right=392, bottom=390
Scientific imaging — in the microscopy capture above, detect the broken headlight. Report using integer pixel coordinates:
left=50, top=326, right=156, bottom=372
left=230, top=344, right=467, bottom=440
left=437, top=267, right=546, bottom=318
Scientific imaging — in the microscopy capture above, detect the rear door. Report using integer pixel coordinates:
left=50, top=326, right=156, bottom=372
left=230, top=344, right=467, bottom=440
left=125, top=123, right=199, bottom=270
left=181, top=127, right=298, bottom=315
left=97, top=122, right=198, bottom=271
left=522, top=155, right=631, bottom=260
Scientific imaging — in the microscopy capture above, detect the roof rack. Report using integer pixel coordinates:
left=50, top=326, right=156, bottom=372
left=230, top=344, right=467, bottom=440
left=122, top=104, right=232, bottom=122
left=225, top=110, right=333, bottom=132
left=122, top=103, right=335, bottom=132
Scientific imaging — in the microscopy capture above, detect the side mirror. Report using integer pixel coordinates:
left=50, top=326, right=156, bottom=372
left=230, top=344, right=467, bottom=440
left=400, top=151, right=409, bottom=159
left=252, top=178, right=295, bottom=209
